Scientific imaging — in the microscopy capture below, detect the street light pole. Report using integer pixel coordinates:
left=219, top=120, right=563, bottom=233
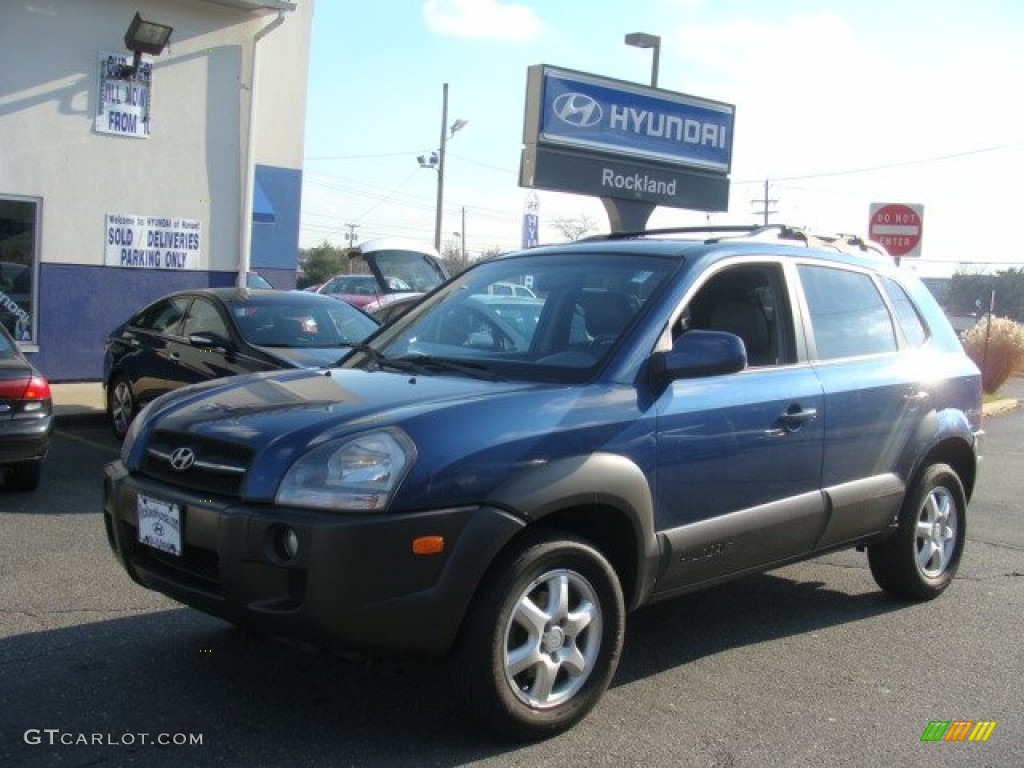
left=433, top=83, right=449, bottom=253
left=419, top=83, right=467, bottom=252
left=624, top=32, right=661, bottom=87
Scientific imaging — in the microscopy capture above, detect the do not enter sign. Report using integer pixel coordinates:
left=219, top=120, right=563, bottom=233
left=869, top=203, right=924, bottom=259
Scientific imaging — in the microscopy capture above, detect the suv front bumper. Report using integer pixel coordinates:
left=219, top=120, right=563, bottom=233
left=103, top=460, right=524, bottom=656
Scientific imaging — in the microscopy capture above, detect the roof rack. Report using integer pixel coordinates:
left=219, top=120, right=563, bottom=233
left=582, top=223, right=889, bottom=258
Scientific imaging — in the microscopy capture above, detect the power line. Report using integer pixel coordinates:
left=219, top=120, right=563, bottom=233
left=736, top=141, right=1022, bottom=185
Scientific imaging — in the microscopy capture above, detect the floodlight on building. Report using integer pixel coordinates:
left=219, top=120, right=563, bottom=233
left=120, top=12, right=173, bottom=77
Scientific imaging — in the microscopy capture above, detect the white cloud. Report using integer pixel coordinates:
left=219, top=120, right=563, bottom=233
left=423, top=0, right=542, bottom=41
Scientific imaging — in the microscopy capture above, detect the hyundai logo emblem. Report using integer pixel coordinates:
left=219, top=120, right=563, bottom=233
left=169, top=447, right=197, bottom=472
left=552, top=92, right=603, bottom=128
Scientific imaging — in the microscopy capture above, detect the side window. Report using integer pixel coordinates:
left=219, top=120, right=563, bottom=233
left=683, top=263, right=795, bottom=366
left=0, top=196, right=40, bottom=343
left=182, top=298, right=229, bottom=339
left=133, top=297, right=189, bottom=333
left=798, top=265, right=897, bottom=360
left=881, top=277, right=928, bottom=347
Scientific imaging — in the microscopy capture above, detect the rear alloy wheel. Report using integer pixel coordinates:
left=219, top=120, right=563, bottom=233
left=108, top=376, right=136, bottom=440
left=453, top=530, right=625, bottom=741
left=868, top=463, right=966, bottom=600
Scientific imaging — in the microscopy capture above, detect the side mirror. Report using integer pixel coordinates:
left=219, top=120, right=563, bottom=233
left=649, top=330, right=747, bottom=383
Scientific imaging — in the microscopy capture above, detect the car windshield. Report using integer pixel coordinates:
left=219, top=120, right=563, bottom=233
left=354, top=251, right=675, bottom=380
left=231, top=297, right=378, bottom=348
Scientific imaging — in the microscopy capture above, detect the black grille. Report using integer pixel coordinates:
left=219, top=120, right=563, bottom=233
left=120, top=520, right=222, bottom=593
left=142, top=543, right=221, bottom=587
left=140, top=430, right=252, bottom=497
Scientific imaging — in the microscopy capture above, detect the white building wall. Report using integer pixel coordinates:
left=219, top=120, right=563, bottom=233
left=0, top=0, right=312, bottom=379
left=0, top=0, right=310, bottom=272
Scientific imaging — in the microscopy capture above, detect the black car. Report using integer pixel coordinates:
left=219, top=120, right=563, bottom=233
left=0, top=322, right=52, bottom=491
left=103, top=288, right=379, bottom=439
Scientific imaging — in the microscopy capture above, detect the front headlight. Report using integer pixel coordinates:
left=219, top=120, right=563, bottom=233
left=275, top=428, right=416, bottom=512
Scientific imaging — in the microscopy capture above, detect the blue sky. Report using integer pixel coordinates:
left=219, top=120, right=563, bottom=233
left=300, top=0, right=1024, bottom=275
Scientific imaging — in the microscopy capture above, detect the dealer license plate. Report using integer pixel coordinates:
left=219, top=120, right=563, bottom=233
left=137, top=493, right=182, bottom=557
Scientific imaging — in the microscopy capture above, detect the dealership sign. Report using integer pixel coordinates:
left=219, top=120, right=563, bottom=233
left=104, top=213, right=202, bottom=270
left=521, top=65, right=735, bottom=211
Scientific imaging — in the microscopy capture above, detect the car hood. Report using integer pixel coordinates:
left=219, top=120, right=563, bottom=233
left=128, top=366, right=537, bottom=454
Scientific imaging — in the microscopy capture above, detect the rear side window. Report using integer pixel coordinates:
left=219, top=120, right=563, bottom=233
left=798, top=265, right=897, bottom=360
left=881, top=277, right=928, bottom=347
left=133, top=297, right=190, bottom=333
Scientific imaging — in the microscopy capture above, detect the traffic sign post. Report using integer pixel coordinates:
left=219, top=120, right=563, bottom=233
left=868, top=203, right=924, bottom=263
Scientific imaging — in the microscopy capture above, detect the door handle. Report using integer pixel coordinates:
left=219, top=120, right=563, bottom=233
left=765, top=406, right=818, bottom=437
left=778, top=406, right=818, bottom=429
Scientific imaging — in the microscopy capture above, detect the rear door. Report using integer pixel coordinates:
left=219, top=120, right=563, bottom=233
left=795, top=263, right=927, bottom=547
left=114, top=295, right=192, bottom=405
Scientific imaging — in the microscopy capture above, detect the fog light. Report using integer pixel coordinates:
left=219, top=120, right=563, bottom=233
left=271, top=525, right=300, bottom=563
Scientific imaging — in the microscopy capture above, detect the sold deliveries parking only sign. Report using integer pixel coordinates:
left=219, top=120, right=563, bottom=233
left=869, top=203, right=924, bottom=259
left=104, top=213, right=202, bottom=270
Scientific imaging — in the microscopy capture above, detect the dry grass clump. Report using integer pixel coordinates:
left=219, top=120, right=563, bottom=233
left=961, top=316, right=1024, bottom=394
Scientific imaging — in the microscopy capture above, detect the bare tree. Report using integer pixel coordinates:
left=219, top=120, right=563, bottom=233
left=550, top=214, right=598, bottom=242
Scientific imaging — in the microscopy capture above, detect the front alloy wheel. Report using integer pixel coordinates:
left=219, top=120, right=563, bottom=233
left=453, top=530, right=625, bottom=741
left=502, top=567, right=603, bottom=710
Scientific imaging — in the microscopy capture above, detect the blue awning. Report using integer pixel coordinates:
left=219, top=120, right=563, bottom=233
left=252, top=180, right=276, bottom=223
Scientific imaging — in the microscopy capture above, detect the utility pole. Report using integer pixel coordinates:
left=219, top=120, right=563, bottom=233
left=344, top=223, right=359, bottom=247
left=750, top=179, right=778, bottom=225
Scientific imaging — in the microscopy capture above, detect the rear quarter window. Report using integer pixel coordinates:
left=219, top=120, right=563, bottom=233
left=881, top=277, right=928, bottom=347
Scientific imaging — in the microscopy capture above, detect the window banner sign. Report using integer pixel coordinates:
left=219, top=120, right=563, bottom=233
left=96, top=52, right=153, bottom=138
left=105, top=214, right=201, bottom=270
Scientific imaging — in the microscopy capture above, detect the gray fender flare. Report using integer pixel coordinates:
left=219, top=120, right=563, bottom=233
left=487, top=452, right=661, bottom=608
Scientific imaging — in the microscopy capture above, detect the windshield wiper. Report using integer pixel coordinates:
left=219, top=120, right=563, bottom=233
left=383, top=353, right=497, bottom=380
left=332, top=342, right=389, bottom=367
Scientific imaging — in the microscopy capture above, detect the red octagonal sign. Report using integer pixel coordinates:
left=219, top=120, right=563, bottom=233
left=868, top=203, right=924, bottom=259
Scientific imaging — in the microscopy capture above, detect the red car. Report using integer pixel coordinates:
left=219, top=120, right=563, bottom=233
left=315, top=238, right=449, bottom=308
left=317, top=273, right=410, bottom=308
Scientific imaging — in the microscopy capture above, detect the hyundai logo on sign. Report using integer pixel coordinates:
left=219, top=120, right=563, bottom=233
left=552, top=93, right=603, bottom=128
left=525, top=65, right=735, bottom=174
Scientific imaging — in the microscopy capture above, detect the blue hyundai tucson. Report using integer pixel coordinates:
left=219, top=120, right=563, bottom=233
left=103, top=226, right=982, bottom=740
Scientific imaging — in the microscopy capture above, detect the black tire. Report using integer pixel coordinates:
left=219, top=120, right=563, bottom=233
left=5, top=460, right=42, bottom=492
left=868, top=463, right=966, bottom=601
left=452, top=530, right=625, bottom=741
left=107, top=375, right=136, bottom=440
